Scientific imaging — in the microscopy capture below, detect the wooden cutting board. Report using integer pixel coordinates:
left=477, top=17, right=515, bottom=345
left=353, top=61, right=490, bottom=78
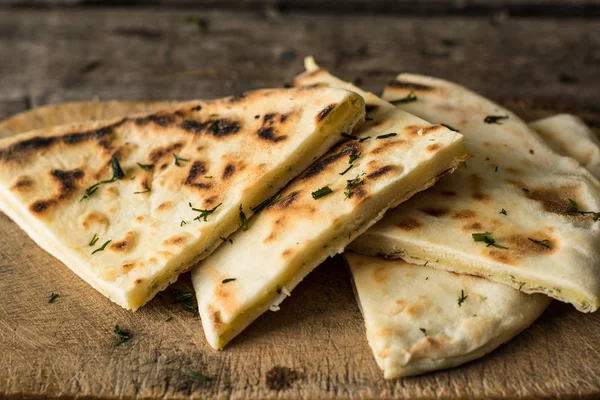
left=0, top=100, right=599, bottom=399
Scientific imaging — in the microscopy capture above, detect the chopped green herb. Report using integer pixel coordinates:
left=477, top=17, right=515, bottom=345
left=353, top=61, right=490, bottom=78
left=457, top=290, right=468, bottom=307
left=441, top=123, right=459, bottom=132
left=48, top=292, right=59, bottom=303
left=472, top=232, right=508, bottom=249
left=528, top=238, right=551, bottom=249
left=80, top=156, right=125, bottom=200
left=183, top=369, right=209, bottom=382
left=484, top=115, right=509, bottom=124
left=173, top=289, right=198, bottom=314
left=312, top=186, right=333, bottom=200
left=344, top=173, right=365, bottom=200
left=204, top=176, right=213, bottom=179
left=113, top=325, right=132, bottom=346
left=349, top=151, right=361, bottom=165
left=251, top=194, right=280, bottom=214
left=389, top=91, right=417, bottom=104
left=500, top=208, right=507, bottom=215
left=222, top=278, right=236, bottom=284
left=567, top=198, right=600, bottom=220
left=134, top=185, right=151, bottom=194
left=339, top=165, right=353, bottom=176
left=180, top=220, right=187, bottom=227
left=495, top=166, right=499, bottom=172
left=365, top=117, right=373, bottom=121
left=419, top=327, right=427, bottom=336
left=190, top=202, right=222, bottom=222
left=359, top=136, right=371, bottom=142
left=254, top=115, right=260, bottom=119
left=89, top=233, right=99, bottom=246
left=91, top=240, right=112, bottom=255
left=519, top=282, right=526, bottom=291
left=173, top=154, right=189, bottom=167
left=376, top=133, right=397, bottom=139
left=424, top=261, right=429, bottom=267
left=558, top=72, right=577, bottom=84
left=137, top=162, right=153, bottom=172
left=239, top=204, right=248, bottom=231
left=341, top=132, right=359, bottom=140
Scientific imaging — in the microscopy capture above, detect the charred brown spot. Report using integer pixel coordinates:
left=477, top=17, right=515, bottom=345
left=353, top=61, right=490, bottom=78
left=222, top=164, right=235, bottom=179
left=0, top=126, right=114, bottom=162
left=388, top=80, right=433, bottom=91
left=462, top=222, right=483, bottom=231
left=281, top=249, right=293, bottom=258
left=163, top=235, right=188, bottom=246
left=273, top=191, right=300, bottom=210
left=300, top=142, right=358, bottom=180
left=121, top=263, right=135, bottom=273
left=395, top=217, right=422, bottom=231
left=452, top=209, right=476, bottom=219
left=190, top=105, right=202, bottom=112
left=204, top=195, right=218, bottom=206
left=11, top=176, right=33, bottom=191
left=135, top=113, right=174, bottom=127
left=149, top=142, right=183, bottom=163
left=316, top=103, right=336, bottom=122
left=524, top=184, right=581, bottom=216
left=134, top=279, right=143, bottom=285
left=256, top=112, right=290, bottom=143
left=81, top=212, right=109, bottom=228
left=109, top=231, right=137, bottom=253
left=367, top=165, right=398, bottom=180
left=180, top=119, right=204, bottom=133
left=207, top=119, right=240, bottom=137
left=471, top=174, right=490, bottom=202
left=507, top=234, right=557, bottom=255
left=420, top=208, right=449, bottom=217
left=488, top=250, right=513, bottom=264
left=183, top=161, right=213, bottom=190
left=370, top=139, right=406, bottom=155
left=29, top=169, right=84, bottom=215
left=426, top=143, right=441, bottom=152
left=157, top=201, right=173, bottom=211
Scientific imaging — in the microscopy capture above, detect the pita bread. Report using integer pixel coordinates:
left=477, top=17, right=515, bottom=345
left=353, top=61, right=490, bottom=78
left=191, top=60, right=467, bottom=350
left=344, top=252, right=551, bottom=379
left=0, top=100, right=177, bottom=138
left=530, top=114, right=600, bottom=179
left=350, top=74, right=600, bottom=312
left=0, top=87, right=365, bottom=310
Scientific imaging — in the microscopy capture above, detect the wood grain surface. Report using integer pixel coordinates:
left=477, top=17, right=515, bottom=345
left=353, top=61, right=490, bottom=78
left=1, top=7, right=600, bottom=400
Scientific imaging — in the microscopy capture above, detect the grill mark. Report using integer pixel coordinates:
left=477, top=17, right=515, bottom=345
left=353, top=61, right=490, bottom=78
left=180, top=120, right=204, bottom=133
left=366, top=165, right=396, bottom=180
left=300, top=142, right=359, bottom=180
left=257, top=113, right=288, bottom=143
left=395, top=217, right=423, bottom=231
left=29, top=169, right=84, bottom=215
left=149, top=143, right=183, bottom=163
left=316, top=104, right=336, bottom=122
left=222, top=164, right=235, bottom=179
left=206, top=119, right=240, bottom=137
left=420, top=208, right=449, bottom=217
left=184, top=161, right=213, bottom=190
left=134, top=113, right=175, bottom=127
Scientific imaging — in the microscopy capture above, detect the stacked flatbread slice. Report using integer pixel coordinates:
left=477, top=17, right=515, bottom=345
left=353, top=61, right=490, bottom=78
left=344, top=253, right=551, bottom=379
left=351, top=74, right=600, bottom=313
left=0, top=87, right=365, bottom=310
left=191, top=62, right=467, bottom=349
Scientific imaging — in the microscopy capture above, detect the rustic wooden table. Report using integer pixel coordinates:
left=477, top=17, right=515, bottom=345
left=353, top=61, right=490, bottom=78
left=1, top=2, right=599, bottom=399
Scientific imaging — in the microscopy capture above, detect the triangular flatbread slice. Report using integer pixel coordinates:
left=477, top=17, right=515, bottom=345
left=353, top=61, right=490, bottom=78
left=0, top=87, right=365, bottom=310
left=530, top=114, right=600, bottom=179
left=350, top=74, right=600, bottom=312
left=344, top=252, right=551, bottom=379
left=0, top=100, right=177, bottom=138
left=191, top=60, right=467, bottom=349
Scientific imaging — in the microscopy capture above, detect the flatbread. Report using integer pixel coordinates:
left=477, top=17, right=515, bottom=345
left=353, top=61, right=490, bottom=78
left=0, top=100, right=177, bottom=138
left=344, top=252, right=551, bottom=379
left=0, top=87, right=365, bottom=310
left=530, top=114, right=600, bottom=179
left=350, top=74, right=600, bottom=312
left=191, top=60, right=467, bottom=350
